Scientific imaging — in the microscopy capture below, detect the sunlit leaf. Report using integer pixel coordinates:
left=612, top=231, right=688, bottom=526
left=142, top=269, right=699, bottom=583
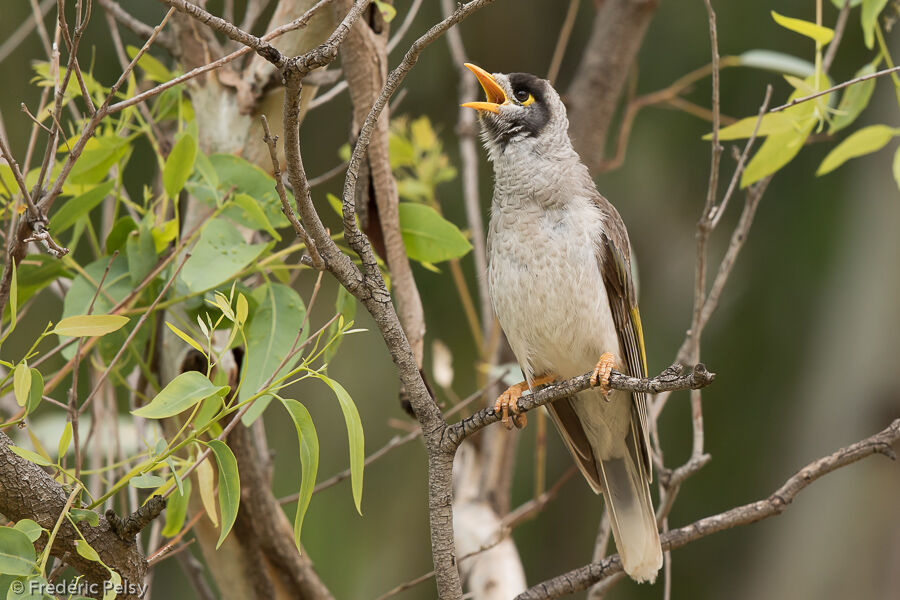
left=8, top=446, right=53, bottom=467
left=229, top=193, right=282, bottom=241
left=13, top=362, right=31, bottom=407
left=75, top=540, right=101, bottom=563
left=126, top=45, right=176, bottom=83
left=165, top=321, right=206, bottom=355
left=58, top=422, right=72, bottom=460
left=817, top=125, right=898, bottom=175
left=317, top=376, right=364, bottom=514
left=373, top=0, right=396, bottom=21
left=53, top=314, right=130, bottom=337
left=196, top=454, right=219, bottom=527
left=771, top=10, right=834, bottom=44
left=132, top=371, right=228, bottom=419
left=209, top=154, right=289, bottom=229
left=207, top=440, right=240, bottom=549
left=398, top=203, right=471, bottom=263
left=704, top=112, right=794, bottom=141
left=278, top=398, right=319, bottom=549
left=861, top=0, right=889, bottom=49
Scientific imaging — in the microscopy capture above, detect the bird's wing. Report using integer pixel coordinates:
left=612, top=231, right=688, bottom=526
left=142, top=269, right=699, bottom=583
left=596, top=216, right=653, bottom=479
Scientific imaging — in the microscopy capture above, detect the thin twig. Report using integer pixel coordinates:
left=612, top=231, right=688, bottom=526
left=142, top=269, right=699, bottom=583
left=515, top=419, right=900, bottom=599
left=546, top=0, right=579, bottom=86
left=770, top=64, right=900, bottom=112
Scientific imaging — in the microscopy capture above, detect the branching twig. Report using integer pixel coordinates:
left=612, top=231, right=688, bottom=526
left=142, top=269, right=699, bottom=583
left=515, top=419, right=900, bottom=599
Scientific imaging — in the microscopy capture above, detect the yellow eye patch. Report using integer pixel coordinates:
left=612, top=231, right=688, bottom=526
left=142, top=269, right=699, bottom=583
left=521, top=93, right=535, bottom=107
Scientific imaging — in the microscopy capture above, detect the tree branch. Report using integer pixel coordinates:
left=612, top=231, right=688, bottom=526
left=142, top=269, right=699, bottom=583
left=515, top=419, right=900, bottom=599
left=443, top=363, right=715, bottom=452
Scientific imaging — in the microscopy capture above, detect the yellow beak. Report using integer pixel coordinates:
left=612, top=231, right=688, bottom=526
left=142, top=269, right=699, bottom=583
left=461, top=63, right=507, bottom=114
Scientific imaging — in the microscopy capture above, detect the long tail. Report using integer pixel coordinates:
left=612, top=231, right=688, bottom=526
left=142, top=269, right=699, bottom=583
left=597, top=427, right=663, bottom=583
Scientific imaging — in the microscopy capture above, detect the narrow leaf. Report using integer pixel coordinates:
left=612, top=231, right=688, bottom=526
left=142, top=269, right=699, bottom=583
left=8, top=446, right=53, bottom=467
left=737, top=50, right=815, bottom=78
left=58, top=422, right=73, bottom=460
left=893, top=145, right=900, bottom=191
left=130, top=474, right=167, bottom=489
left=704, top=112, right=794, bottom=141
left=830, top=60, right=880, bottom=134
left=817, top=125, right=898, bottom=175
left=13, top=363, right=31, bottom=407
left=50, top=180, right=115, bottom=234
left=165, top=321, right=207, bottom=355
left=132, top=371, right=228, bottom=419
left=196, top=454, right=219, bottom=527
left=75, top=540, right=101, bottom=563
left=861, top=0, right=889, bottom=49
left=25, top=369, right=43, bottom=416
left=163, top=133, right=198, bottom=199
left=318, top=376, right=364, bottom=514
left=9, top=260, right=17, bottom=330
left=278, top=398, right=319, bottom=548
left=207, top=440, right=240, bottom=548
left=162, top=479, right=191, bottom=537
left=230, top=193, right=282, bottom=241
left=771, top=10, right=835, bottom=44
left=53, top=314, right=130, bottom=337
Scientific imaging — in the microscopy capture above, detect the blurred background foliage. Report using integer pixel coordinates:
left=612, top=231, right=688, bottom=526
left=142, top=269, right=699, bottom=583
left=1, top=0, right=899, bottom=598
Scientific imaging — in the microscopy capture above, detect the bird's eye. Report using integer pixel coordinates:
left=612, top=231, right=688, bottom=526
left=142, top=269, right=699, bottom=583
left=514, top=90, right=534, bottom=106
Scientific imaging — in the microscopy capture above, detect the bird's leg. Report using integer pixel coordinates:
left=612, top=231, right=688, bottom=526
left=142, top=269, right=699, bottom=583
left=590, top=352, right=617, bottom=401
left=494, top=373, right=557, bottom=430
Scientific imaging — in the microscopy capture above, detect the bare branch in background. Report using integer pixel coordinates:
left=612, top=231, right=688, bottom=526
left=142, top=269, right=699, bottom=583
left=516, top=419, right=900, bottom=599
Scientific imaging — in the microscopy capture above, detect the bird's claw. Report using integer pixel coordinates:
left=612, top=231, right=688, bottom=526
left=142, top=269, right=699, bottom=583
left=590, top=352, right=617, bottom=400
left=494, top=384, right=527, bottom=430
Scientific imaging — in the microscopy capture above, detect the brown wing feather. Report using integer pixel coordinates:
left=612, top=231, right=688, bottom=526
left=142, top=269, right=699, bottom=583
left=593, top=197, right=654, bottom=480
left=544, top=399, right=603, bottom=493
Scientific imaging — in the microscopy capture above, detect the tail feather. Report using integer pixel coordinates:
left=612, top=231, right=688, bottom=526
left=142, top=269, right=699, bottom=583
left=597, top=430, right=662, bottom=583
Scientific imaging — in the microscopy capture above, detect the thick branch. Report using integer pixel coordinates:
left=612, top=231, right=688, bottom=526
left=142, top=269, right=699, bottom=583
left=515, top=419, right=900, bottom=599
left=0, top=431, right=148, bottom=599
left=443, top=363, right=715, bottom=452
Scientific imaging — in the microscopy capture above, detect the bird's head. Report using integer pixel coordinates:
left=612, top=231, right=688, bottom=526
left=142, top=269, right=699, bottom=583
left=461, top=63, right=569, bottom=159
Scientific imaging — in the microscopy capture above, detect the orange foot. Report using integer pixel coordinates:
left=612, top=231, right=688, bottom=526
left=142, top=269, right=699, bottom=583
left=590, top=352, right=617, bottom=400
left=493, top=373, right=557, bottom=430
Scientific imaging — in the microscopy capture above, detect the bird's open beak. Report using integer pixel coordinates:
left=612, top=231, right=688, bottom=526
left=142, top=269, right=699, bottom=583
left=461, top=63, right=507, bottom=114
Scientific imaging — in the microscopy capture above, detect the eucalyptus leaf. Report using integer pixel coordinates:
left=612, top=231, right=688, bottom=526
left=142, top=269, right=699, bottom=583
left=0, top=527, right=36, bottom=576
left=829, top=60, right=879, bottom=134
left=861, top=0, right=889, bottom=49
left=53, top=315, right=130, bottom=337
left=770, top=10, right=834, bottom=44
left=317, top=376, right=364, bottom=514
left=180, top=218, right=267, bottom=292
left=50, top=181, right=115, bottom=234
left=132, top=371, right=228, bottom=419
left=398, top=203, right=472, bottom=263
left=817, top=125, right=898, bottom=175
left=163, top=133, right=197, bottom=199
left=162, top=479, right=191, bottom=537
left=207, top=440, right=240, bottom=549
left=130, top=474, right=167, bottom=489
left=278, top=398, right=319, bottom=549
left=12, top=520, right=42, bottom=543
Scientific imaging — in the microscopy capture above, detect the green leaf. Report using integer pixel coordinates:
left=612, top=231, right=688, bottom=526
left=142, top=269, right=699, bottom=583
left=207, top=440, right=240, bottom=549
left=68, top=508, right=99, bottom=527
left=893, top=145, right=900, bottom=191
left=9, top=261, right=17, bottom=331
left=52, top=314, right=130, bottom=337
left=180, top=218, right=267, bottom=292
left=324, top=285, right=356, bottom=364
left=25, top=369, right=43, bottom=416
left=162, top=479, right=191, bottom=537
left=163, top=133, right=197, bottom=199
left=830, top=0, right=862, bottom=7
left=0, top=527, right=36, bottom=576
left=130, top=474, right=167, bottom=489
left=278, top=398, right=319, bottom=548
left=229, top=193, right=282, bottom=241
left=240, top=283, right=307, bottom=425
left=208, top=154, right=289, bottom=229
left=74, top=540, right=101, bottom=563
left=704, top=112, right=795, bottom=141
left=817, top=125, right=898, bottom=175
left=830, top=61, right=880, bottom=134
left=318, top=376, right=364, bottom=514
left=58, top=422, right=72, bottom=460
left=13, top=363, right=31, bottom=407
left=8, top=446, right=53, bottom=467
left=741, top=74, right=828, bottom=188
left=398, top=203, right=472, bottom=263
left=165, top=321, right=207, bottom=355
left=737, top=50, right=815, bottom=78
left=861, top=0, right=889, bottom=49
left=133, top=371, right=228, bottom=419
left=373, top=0, right=397, bottom=22
left=167, top=457, right=184, bottom=496
left=103, top=572, right=121, bottom=600
left=125, top=225, right=158, bottom=285
left=104, top=216, right=138, bottom=254
left=196, top=454, right=218, bottom=527
left=771, top=10, right=835, bottom=44
left=49, top=181, right=115, bottom=234
left=68, top=134, right=131, bottom=186
left=126, top=45, right=176, bottom=83
left=13, top=520, right=42, bottom=543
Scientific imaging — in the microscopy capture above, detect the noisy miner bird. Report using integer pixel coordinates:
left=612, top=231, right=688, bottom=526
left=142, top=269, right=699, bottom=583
left=462, top=63, right=663, bottom=583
